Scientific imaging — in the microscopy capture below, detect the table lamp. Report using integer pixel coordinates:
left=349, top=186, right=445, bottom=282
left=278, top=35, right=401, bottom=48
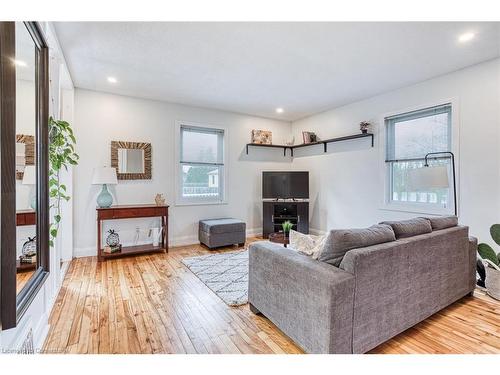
left=22, top=165, right=36, bottom=209
left=92, top=167, right=118, bottom=208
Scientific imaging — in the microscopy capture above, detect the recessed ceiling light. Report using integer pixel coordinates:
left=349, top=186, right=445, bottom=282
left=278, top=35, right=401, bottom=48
left=275, top=107, right=284, bottom=114
left=14, top=59, right=27, bottom=67
left=458, top=32, right=475, bottom=43
left=107, top=76, right=118, bottom=83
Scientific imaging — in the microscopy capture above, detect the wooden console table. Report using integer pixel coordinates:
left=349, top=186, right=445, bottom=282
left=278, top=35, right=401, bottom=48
left=16, top=209, right=37, bottom=273
left=17, top=209, right=36, bottom=226
left=97, top=204, right=169, bottom=261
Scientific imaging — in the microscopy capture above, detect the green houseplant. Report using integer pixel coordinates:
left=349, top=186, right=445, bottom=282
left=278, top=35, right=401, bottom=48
left=282, top=220, right=293, bottom=237
left=478, top=224, right=500, bottom=300
left=49, top=117, right=79, bottom=247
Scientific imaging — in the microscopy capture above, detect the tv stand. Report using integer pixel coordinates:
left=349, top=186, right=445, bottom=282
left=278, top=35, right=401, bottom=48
left=263, top=201, right=309, bottom=238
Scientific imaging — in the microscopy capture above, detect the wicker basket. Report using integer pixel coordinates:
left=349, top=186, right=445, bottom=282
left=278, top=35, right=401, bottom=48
left=484, top=260, right=500, bottom=300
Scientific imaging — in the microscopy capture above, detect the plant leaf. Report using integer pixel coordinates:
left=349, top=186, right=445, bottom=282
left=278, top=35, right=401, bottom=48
left=490, top=224, right=500, bottom=246
left=478, top=243, right=500, bottom=266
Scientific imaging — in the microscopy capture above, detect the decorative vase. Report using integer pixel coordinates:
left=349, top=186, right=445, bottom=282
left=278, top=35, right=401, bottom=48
left=359, top=121, right=370, bottom=134
left=22, top=236, right=37, bottom=256
left=97, top=184, right=113, bottom=208
left=485, top=264, right=500, bottom=300
left=155, top=193, right=166, bottom=206
left=151, top=227, right=160, bottom=246
left=106, top=229, right=120, bottom=247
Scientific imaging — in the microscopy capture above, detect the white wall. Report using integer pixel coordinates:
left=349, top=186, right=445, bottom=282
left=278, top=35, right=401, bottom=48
left=291, top=58, right=500, bottom=243
left=73, top=58, right=500, bottom=254
left=73, top=89, right=292, bottom=256
left=15, top=79, right=36, bottom=212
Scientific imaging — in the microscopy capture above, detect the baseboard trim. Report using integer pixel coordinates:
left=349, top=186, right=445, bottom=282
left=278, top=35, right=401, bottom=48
left=33, top=312, right=50, bottom=351
left=73, top=227, right=263, bottom=258
left=73, top=246, right=96, bottom=258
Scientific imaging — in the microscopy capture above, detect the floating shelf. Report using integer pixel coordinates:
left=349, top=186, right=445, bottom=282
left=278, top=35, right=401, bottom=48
left=246, top=132, right=374, bottom=157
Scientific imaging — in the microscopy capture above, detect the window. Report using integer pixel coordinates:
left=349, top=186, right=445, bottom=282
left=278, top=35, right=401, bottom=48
left=385, top=104, right=453, bottom=213
left=178, top=124, right=225, bottom=204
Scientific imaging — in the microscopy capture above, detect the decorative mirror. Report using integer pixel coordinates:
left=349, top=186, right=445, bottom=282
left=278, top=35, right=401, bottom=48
left=0, top=21, right=49, bottom=330
left=111, top=141, right=151, bottom=180
left=15, top=134, right=35, bottom=179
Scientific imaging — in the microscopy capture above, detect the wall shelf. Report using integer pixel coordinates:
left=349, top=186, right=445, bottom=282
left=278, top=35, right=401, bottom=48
left=246, top=132, right=374, bottom=157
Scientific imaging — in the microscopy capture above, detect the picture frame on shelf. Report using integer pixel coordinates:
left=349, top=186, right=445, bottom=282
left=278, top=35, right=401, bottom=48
left=251, top=129, right=272, bottom=144
left=302, top=131, right=317, bottom=144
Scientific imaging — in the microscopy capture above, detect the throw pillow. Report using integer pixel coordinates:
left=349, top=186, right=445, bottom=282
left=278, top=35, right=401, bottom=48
left=289, top=230, right=326, bottom=259
left=380, top=217, right=432, bottom=239
left=422, top=215, right=458, bottom=230
left=318, top=224, right=396, bottom=267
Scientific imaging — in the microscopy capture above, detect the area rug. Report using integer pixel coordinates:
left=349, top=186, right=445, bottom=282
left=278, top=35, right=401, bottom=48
left=181, top=250, right=248, bottom=306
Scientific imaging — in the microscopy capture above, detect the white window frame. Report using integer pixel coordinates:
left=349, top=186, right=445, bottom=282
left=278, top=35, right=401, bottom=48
left=174, top=120, right=229, bottom=206
left=379, top=99, right=459, bottom=216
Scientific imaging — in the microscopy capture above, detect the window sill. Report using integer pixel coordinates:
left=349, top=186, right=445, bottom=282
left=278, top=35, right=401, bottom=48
left=379, top=203, right=454, bottom=217
left=175, top=200, right=228, bottom=207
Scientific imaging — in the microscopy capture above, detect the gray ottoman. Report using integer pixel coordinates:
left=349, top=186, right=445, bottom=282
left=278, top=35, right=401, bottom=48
left=199, top=218, right=246, bottom=249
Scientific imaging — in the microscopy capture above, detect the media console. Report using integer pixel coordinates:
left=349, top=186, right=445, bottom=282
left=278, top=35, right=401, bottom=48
left=263, top=200, right=309, bottom=238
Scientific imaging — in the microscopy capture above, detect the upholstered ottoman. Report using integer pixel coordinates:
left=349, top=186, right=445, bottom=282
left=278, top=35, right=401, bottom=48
left=199, top=218, right=246, bottom=249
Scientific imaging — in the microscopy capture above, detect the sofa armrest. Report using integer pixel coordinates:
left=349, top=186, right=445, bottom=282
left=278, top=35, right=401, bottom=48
left=248, top=241, right=355, bottom=353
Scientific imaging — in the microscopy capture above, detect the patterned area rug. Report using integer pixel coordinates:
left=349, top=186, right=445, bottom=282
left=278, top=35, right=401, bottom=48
left=181, top=250, right=248, bottom=306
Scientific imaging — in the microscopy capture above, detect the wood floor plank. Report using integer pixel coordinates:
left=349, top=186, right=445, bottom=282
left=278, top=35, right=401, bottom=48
left=44, top=239, right=500, bottom=354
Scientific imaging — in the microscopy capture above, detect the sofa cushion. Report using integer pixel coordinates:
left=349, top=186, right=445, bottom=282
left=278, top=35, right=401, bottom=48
left=380, top=217, right=432, bottom=239
left=318, top=224, right=396, bottom=267
left=423, top=215, right=458, bottom=231
left=199, top=218, right=246, bottom=234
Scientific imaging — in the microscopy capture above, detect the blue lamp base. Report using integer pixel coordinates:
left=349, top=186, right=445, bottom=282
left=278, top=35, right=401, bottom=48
left=97, top=184, right=113, bottom=208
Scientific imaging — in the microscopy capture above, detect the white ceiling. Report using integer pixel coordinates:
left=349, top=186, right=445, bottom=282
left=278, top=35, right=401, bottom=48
left=54, top=22, right=500, bottom=121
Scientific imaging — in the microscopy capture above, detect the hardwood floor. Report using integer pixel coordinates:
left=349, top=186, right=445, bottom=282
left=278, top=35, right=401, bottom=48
left=17, top=270, right=34, bottom=294
left=43, top=239, right=500, bottom=354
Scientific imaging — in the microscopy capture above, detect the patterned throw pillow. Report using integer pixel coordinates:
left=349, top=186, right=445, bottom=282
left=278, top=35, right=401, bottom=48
left=289, top=229, right=326, bottom=259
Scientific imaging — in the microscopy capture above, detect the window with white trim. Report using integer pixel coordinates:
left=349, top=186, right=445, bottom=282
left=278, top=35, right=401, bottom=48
left=385, top=104, right=453, bottom=212
left=179, top=125, right=225, bottom=204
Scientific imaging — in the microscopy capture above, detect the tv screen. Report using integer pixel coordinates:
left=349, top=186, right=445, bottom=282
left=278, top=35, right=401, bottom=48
left=262, top=171, right=309, bottom=199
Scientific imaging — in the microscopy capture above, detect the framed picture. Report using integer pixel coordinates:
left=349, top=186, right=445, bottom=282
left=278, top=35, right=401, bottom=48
left=302, top=131, right=317, bottom=144
left=251, top=130, right=273, bottom=144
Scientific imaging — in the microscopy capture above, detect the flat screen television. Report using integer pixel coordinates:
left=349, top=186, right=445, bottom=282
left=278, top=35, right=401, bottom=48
left=262, top=171, right=309, bottom=199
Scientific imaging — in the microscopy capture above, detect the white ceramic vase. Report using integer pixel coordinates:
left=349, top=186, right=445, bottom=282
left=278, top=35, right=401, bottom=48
left=151, top=227, right=160, bottom=247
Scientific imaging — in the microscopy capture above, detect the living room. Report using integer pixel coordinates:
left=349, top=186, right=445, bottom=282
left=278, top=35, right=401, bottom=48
left=1, top=1, right=500, bottom=372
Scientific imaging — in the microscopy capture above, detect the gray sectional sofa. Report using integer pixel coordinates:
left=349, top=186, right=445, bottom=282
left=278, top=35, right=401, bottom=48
left=248, top=216, right=477, bottom=353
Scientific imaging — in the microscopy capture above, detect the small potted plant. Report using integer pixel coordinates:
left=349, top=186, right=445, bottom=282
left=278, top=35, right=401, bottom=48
left=359, top=121, right=370, bottom=134
left=478, top=224, right=500, bottom=300
left=282, top=220, right=293, bottom=238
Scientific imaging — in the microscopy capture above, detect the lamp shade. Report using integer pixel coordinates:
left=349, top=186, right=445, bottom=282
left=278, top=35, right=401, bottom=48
left=92, top=167, right=118, bottom=185
left=407, top=165, right=449, bottom=191
left=22, top=165, right=36, bottom=185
